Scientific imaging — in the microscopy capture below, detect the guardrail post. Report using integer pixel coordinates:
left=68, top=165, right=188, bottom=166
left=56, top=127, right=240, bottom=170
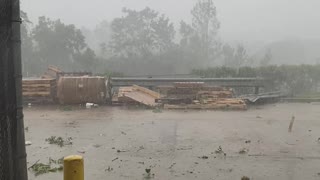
left=64, top=155, right=84, bottom=180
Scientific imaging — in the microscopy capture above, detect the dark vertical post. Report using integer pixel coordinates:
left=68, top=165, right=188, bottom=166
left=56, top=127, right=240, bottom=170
left=254, top=86, right=259, bottom=95
left=9, top=0, right=28, bottom=179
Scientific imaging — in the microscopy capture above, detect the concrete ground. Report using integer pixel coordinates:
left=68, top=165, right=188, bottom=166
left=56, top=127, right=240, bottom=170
left=24, top=103, right=320, bottom=180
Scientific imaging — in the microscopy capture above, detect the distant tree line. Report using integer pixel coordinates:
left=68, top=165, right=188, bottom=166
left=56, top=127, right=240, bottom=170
left=22, top=0, right=274, bottom=76
left=192, top=65, right=320, bottom=95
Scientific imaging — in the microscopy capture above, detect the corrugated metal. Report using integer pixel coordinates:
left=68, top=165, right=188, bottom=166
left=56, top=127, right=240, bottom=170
left=57, top=76, right=106, bottom=104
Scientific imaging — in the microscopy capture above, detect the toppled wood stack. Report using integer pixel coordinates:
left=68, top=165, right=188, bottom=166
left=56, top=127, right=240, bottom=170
left=41, top=65, right=63, bottom=79
left=159, top=82, right=246, bottom=110
left=116, top=85, right=160, bottom=107
left=22, top=78, right=57, bottom=103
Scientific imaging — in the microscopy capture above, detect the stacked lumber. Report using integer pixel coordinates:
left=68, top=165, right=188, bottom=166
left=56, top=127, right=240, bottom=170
left=22, top=78, right=57, bottom=103
left=115, top=85, right=160, bottom=107
left=159, top=82, right=247, bottom=110
left=197, top=90, right=233, bottom=99
left=164, top=99, right=247, bottom=110
left=157, top=82, right=234, bottom=104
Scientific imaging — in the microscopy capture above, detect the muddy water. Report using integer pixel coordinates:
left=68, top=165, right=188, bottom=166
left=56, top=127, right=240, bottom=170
left=24, top=103, right=320, bottom=180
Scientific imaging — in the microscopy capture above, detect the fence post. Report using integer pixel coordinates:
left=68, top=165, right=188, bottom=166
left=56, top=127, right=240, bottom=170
left=64, top=155, right=84, bottom=180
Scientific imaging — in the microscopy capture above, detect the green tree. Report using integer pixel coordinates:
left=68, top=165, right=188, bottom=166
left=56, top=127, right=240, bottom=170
left=179, top=0, right=220, bottom=66
left=32, top=16, right=87, bottom=71
left=73, top=47, right=98, bottom=72
left=82, top=20, right=111, bottom=57
left=109, top=7, right=175, bottom=60
left=222, top=44, right=249, bottom=68
left=20, top=11, right=36, bottom=75
left=99, top=42, right=107, bottom=57
left=260, top=48, right=272, bottom=66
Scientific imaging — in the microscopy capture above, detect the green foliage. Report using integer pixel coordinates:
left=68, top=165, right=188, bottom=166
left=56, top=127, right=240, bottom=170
left=192, top=65, right=320, bottom=95
left=22, top=14, right=98, bottom=76
left=109, top=7, right=175, bottom=59
left=45, top=136, right=73, bottom=147
left=103, top=71, right=124, bottom=77
left=29, top=158, right=63, bottom=176
left=180, top=0, right=220, bottom=64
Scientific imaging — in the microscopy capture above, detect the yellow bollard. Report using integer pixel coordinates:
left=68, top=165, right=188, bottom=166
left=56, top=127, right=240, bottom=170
left=64, top=155, right=84, bottom=180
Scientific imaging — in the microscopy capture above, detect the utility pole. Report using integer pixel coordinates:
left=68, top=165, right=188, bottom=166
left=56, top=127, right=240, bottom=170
left=0, top=0, right=28, bottom=179
left=10, top=0, right=28, bottom=179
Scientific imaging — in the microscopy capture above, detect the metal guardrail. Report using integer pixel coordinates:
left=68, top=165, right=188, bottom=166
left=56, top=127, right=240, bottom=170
left=111, top=77, right=267, bottom=92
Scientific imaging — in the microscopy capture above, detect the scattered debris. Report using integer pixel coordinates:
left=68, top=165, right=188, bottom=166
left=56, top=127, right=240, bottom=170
left=256, top=115, right=262, bottom=118
left=288, top=116, right=295, bottom=132
left=137, top=145, right=145, bottom=152
left=111, top=157, right=119, bottom=162
left=199, top=156, right=209, bottom=159
left=106, top=166, right=113, bottom=172
left=25, top=141, right=32, bottom=146
left=28, top=158, right=63, bottom=176
left=25, top=126, right=29, bottom=132
left=239, top=148, right=249, bottom=154
left=86, top=103, right=94, bottom=109
left=93, top=144, right=101, bottom=148
left=45, top=136, right=72, bottom=147
left=86, top=103, right=99, bottom=109
left=145, top=169, right=151, bottom=173
left=138, top=162, right=145, bottom=165
left=245, top=140, right=251, bottom=144
left=117, top=149, right=127, bottom=153
left=144, top=168, right=155, bottom=179
left=121, top=131, right=127, bottom=135
left=168, top=163, right=176, bottom=169
left=177, top=146, right=193, bottom=150
left=215, top=146, right=224, bottom=154
left=77, top=150, right=86, bottom=154
left=241, top=176, right=250, bottom=180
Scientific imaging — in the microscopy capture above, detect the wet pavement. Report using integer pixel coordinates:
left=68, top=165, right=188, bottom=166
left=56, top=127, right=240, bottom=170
left=24, top=103, right=320, bottom=180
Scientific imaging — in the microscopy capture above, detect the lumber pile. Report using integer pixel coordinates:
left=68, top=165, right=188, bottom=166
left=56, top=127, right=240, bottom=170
left=159, top=82, right=247, bottom=110
left=115, top=85, right=160, bottom=107
left=22, top=78, right=57, bottom=103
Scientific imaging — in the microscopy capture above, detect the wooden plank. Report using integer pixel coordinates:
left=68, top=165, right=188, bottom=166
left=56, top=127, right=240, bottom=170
left=48, top=65, right=63, bottom=73
left=23, top=92, right=51, bottom=96
left=117, top=86, right=159, bottom=107
left=22, top=84, right=51, bottom=88
left=132, top=85, right=160, bottom=98
left=23, top=79, right=55, bottom=84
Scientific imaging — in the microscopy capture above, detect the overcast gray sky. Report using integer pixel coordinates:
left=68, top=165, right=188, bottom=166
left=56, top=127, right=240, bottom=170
left=22, top=0, right=320, bottom=43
